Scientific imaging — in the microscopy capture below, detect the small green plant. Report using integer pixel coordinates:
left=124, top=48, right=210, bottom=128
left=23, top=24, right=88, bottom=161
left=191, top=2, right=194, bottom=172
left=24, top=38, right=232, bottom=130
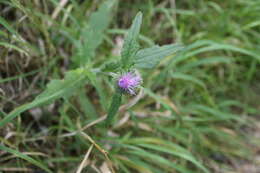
left=0, top=3, right=184, bottom=172
left=1, top=0, right=258, bottom=172
left=105, top=12, right=183, bottom=125
left=0, top=10, right=183, bottom=128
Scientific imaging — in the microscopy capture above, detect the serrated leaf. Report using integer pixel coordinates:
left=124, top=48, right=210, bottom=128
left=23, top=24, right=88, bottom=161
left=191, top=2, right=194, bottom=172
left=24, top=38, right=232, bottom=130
left=106, top=92, right=122, bottom=125
left=76, top=0, right=115, bottom=65
left=36, top=68, right=87, bottom=102
left=0, top=68, right=87, bottom=127
left=102, top=61, right=120, bottom=72
left=121, top=12, right=143, bottom=69
left=134, top=44, right=184, bottom=68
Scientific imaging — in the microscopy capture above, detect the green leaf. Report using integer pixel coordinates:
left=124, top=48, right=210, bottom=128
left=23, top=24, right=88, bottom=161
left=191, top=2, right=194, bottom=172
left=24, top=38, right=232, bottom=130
left=0, top=68, right=87, bottom=127
left=76, top=0, right=115, bottom=65
left=0, top=16, right=33, bottom=55
left=108, top=29, right=155, bottom=46
left=172, top=40, right=260, bottom=65
left=134, top=44, right=184, bottom=68
left=137, top=143, right=209, bottom=173
left=0, top=145, right=52, bottom=173
left=187, top=104, right=242, bottom=122
left=101, top=61, right=121, bottom=72
left=179, top=56, right=232, bottom=72
left=121, top=12, right=143, bottom=69
left=116, top=155, right=153, bottom=173
left=0, top=42, right=28, bottom=55
left=35, top=68, right=87, bottom=102
left=0, top=16, right=18, bottom=36
left=142, top=87, right=175, bottom=112
left=125, top=137, right=209, bottom=173
left=106, top=92, right=122, bottom=125
left=203, top=41, right=260, bottom=62
left=125, top=145, right=194, bottom=173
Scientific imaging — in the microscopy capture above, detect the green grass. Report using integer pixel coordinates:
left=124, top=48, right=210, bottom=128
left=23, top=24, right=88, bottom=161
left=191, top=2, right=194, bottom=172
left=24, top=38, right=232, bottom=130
left=0, top=0, right=259, bottom=172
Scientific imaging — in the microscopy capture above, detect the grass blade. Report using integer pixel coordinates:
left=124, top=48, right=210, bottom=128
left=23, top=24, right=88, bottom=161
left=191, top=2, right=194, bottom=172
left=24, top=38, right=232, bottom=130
left=0, top=145, right=52, bottom=173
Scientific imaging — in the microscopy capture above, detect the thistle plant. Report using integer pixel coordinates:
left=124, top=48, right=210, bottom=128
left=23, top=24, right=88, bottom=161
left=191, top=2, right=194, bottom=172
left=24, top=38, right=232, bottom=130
left=0, top=10, right=183, bottom=128
left=105, top=12, right=183, bottom=125
left=1, top=1, right=255, bottom=172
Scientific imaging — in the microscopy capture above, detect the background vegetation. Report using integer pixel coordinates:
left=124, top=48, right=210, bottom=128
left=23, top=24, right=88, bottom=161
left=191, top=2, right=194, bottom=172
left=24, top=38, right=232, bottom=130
left=0, top=0, right=259, bottom=172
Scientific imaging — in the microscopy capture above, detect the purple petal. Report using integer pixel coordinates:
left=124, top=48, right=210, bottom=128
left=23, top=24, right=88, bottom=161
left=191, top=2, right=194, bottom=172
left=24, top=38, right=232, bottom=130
left=117, top=72, right=142, bottom=94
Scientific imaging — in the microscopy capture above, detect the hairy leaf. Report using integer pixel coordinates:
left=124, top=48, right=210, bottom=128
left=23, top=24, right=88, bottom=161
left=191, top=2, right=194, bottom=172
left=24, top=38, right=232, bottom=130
left=0, top=68, right=87, bottom=127
left=36, top=68, right=87, bottom=102
left=121, top=12, right=143, bottom=69
left=76, top=0, right=115, bottom=65
left=134, top=44, right=184, bottom=68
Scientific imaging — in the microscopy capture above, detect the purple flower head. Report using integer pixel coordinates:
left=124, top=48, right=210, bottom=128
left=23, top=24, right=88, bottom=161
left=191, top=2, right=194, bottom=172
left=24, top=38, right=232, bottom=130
left=117, top=72, right=142, bottom=95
